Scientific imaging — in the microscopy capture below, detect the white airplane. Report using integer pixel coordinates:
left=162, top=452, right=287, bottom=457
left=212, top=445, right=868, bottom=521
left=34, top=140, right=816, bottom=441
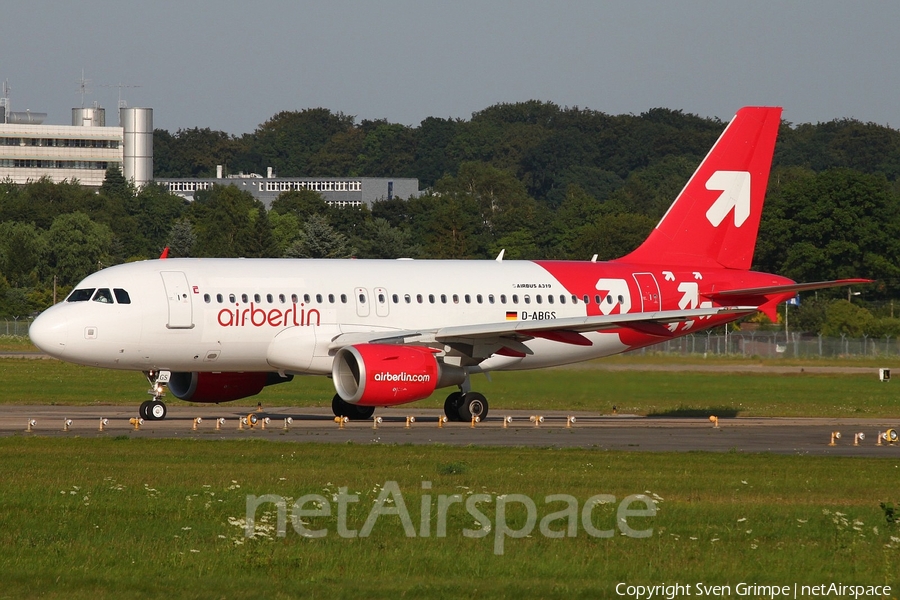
left=28, top=107, right=868, bottom=421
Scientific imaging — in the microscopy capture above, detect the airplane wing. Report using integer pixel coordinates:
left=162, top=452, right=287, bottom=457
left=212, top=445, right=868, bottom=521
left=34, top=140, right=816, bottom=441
left=328, top=305, right=758, bottom=359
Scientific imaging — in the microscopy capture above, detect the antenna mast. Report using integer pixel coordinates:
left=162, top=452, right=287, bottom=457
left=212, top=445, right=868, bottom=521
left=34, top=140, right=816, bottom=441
left=76, top=69, right=92, bottom=108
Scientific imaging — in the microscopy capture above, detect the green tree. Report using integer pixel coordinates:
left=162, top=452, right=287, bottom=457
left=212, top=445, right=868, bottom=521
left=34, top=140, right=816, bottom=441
left=284, top=214, right=355, bottom=258
left=189, top=185, right=265, bottom=257
left=756, top=168, right=900, bottom=297
left=239, top=108, right=355, bottom=176
left=270, top=189, right=329, bottom=220
left=0, top=222, right=46, bottom=287
left=356, top=218, right=421, bottom=259
left=166, top=218, right=196, bottom=258
left=100, top=165, right=135, bottom=202
left=45, top=212, right=113, bottom=286
left=821, top=300, right=875, bottom=337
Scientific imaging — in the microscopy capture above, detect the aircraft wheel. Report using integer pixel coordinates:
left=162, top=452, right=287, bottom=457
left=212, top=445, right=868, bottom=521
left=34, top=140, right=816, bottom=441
left=139, top=400, right=152, bottom=420
left=458, top=392, right=488, bottom=422
left=148, top=400, right=167, bottom=421
left=353, top=405, right=375, bottom=420
left=444, top=391, right=463, bottom=422
left=332, top=394, right=375, bottom=420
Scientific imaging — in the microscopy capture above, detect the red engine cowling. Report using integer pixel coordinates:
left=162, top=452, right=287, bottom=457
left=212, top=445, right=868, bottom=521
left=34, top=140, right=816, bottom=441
left=168, top=372, right=291, bottom=403
left=332, top=344, right=462, bottom=406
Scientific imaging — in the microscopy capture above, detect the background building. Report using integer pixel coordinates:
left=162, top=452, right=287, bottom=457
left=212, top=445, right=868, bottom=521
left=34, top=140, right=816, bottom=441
left=157, top=173, right=420, bottom=208
left=0, top=91, right=153, bottom=188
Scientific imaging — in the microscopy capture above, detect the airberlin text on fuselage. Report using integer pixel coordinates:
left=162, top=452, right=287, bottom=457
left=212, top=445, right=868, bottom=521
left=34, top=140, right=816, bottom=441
left=217, top=303, right=321, bottom=328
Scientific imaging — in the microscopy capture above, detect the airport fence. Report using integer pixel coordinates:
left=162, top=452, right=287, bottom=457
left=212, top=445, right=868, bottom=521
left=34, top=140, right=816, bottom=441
left=2, top=319, right=34, bottom=337
left=632, top=332, right=900, bottom=359
left=4, top=320, right=898, bottom=359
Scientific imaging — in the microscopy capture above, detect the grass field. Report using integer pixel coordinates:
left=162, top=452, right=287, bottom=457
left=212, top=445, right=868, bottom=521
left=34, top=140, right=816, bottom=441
left=0, top=438, right=898, bottom=599
left=3, top=355, right=900, bottom=418
left=2, top=342, right=900, bottom=597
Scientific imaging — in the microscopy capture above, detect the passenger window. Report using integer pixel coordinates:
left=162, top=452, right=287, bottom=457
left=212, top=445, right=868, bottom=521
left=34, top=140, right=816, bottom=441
left=618, top=295, right=625, bottom=304
left=67, top=288, right=95, bottom=302
left=560, top=295, right=566, bottom=304
left=416, top=294, right=423, bottom=304
left=464, top=294, right=471, bottom=304
left=242, top=294, right=249, bottom=303
left=328, top=294, right=335, bottom=303
left=476, top=294, right=483, bottom=304
left=500, top=294, right=507, bottom=304
left=216, top=294, right=224, bottom=303
left=536, top=295, right=542, bottom=304
left=316, top=294, right=323, bottom=303
left=595, top=295, right=601, bottom=304
left=404, top=294, right=411, bottom=304
left=512, top=295, right=518, bottom=304
left=583, top=295, right=590, bottom=304
left=429, top=294, right=435, bottom=304
left=113, top=289, right=131, bottom=304
left=341, top=294, right=347, bottom=303
left=92, top=288, right=113, bottom=304
left=488, top=294, right=495, bottom=304
left=524, top=295, right=531, bottom=305
left=254, top=294, right=261, bottom=303
left=392, top=294, right=399, bottom=304
left=229, top=294, right=236, bottom=303
left=378, top=293, right=386, bottom=303
left=607, top=295, right=613, bottom=304
left=266, top=294, right=273, bottom=303
left=547, top=295, right=554, bottom=304
left=571, top=295, right=578, bottom=304
left=441, top=294, right=447, bottom=304
left=452, top=294, right=459, bottom=304
left=303, top=294, right=310, bottom=303
left=359, top=293, right=366, bottom=303
left=203, top=294, right=211, bottom=303
left=279, top=294, right=286, bottom=303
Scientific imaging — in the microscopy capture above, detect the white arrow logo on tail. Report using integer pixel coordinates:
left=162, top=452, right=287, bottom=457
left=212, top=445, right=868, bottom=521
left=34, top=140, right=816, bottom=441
left=705, top=170, right=751, bottom=228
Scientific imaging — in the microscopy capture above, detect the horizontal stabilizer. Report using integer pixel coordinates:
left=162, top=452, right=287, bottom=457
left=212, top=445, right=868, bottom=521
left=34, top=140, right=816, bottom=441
left=707, top=278, right=873, bottom=299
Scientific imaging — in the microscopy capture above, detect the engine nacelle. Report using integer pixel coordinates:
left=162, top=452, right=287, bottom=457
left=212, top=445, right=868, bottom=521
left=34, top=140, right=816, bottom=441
left=168, top=372, right=292, bottom=403
left=332, top=344, right=465, bottom=406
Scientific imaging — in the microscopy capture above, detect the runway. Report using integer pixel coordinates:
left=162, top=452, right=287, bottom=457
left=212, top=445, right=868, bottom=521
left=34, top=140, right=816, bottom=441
left=2, top=405, right=898, bottom=456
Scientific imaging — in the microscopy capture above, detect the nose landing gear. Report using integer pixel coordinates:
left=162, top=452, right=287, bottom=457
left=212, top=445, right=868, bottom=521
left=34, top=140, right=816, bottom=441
left=140, top=370, right=170, bottom=421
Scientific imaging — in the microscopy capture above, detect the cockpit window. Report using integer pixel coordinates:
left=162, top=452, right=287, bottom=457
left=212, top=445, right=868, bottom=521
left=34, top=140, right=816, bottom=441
left=67, top=288, right=95, bottom=302
left=92, top=288, right=114, bottom=304
left=113, top=289, right=131, bottom=304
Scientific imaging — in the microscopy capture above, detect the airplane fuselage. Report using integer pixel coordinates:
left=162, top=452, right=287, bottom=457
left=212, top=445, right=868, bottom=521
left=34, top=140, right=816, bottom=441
left=31, top=257, right=792, bottom=374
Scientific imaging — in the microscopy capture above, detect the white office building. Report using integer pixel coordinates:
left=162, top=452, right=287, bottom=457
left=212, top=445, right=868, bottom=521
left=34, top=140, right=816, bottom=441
left=0, top=105, right=153, bottom=187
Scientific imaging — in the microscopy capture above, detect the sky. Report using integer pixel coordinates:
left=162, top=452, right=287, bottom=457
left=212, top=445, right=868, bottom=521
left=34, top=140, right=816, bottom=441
left=3, top=1, right=900, bottom=135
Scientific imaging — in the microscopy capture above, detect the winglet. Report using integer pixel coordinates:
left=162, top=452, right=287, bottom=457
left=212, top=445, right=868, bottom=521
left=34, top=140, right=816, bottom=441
left=159, top=247, right=170, bottom=259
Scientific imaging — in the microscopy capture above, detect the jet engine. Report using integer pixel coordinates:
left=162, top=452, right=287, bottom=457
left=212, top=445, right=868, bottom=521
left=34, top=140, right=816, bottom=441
left=332, top=344, right=465, bottom=406
left=168, top=371, right=293, bottom=403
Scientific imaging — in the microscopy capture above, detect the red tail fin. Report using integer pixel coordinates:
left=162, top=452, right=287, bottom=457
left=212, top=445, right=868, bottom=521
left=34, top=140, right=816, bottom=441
left=619, top=106, right=782, bottom=270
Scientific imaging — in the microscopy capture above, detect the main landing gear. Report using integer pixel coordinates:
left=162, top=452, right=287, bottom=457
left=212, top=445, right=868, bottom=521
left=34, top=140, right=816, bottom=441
left=140, top=371, right=169, bottom=421
left=444, top=390, right=489, bottom=422
left=331, top=394, right=375, bottom=421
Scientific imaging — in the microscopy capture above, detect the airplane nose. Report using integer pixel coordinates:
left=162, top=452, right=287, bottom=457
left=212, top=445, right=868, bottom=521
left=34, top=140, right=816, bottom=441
left=29, top=308, right=68, bottom=357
